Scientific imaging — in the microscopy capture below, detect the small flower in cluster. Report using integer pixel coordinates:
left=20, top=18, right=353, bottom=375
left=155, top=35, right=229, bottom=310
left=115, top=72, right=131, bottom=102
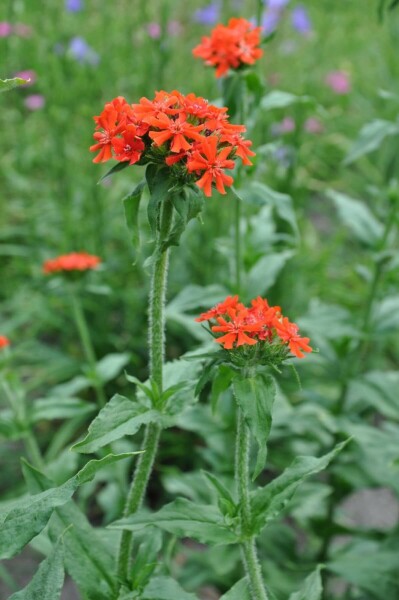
left=43, top=252, right=101, bottom=275
left=197, top=295, right=312, bottom=361
left=192, top=18, right=263, bottom=78
left=0, top=336, right=10, bottom=350
left=90, top=91, right=254, bottom=197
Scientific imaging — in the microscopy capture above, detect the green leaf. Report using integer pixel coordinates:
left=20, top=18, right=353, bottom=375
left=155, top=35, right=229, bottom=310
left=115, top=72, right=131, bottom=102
left=9, top=539, right=64, bottom=600
left=328, top=539, right=399, bottom=599
left=98, top=160, right=130, bottom=182
left=237, top=182, right=299, bottom=238
left=348, top=370, right=399, bottom=419
left=203, top=471, right=237, bottom=517
left=327, top=189, right=383, bottom=246
left=246, top=251, right=294, bottom=298
left=251, top=441, right=348, bottom=533
left=210, top=364, right=234, bottom=413
left=146, top=164, right=172, bottom=234
left=95, top=352, right=131, bottom=383
left=288, top=566, right=323, bottom=600
left=233, top=373, right=276, bottom=479
left=22, top=463, right=120, bottom=599
left=72, top=394, right=159, bottom=453
left=130, top=528, right=163, bottom=589
left=31, top=397, right=95, bottom=422
left=0, top=453, right=134, bottom=559
left=0, top=77, right=29, bottom=93
left=371, top=295, right=399, bottom=333
left=142, top=576, right=198, bottom=600
left=220, top=578, right=251, bottom=600
left=344, top=119, right=399, bottom=165
left=222, top=72, right=245, bottom=118
left=123, top=180, right=146, bottom=259
left=261, top=90, right=315, bottom=111
left=161, top=186, right=204, bottom=252
left=111, top=498, right=239, bottom=545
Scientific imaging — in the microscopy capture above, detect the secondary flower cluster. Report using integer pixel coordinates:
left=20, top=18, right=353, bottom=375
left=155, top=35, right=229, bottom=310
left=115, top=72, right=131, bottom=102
left=192, top=17, right=263, bottom=77
left=43, top=252, right=101, bottom=275
left=197, top=295, right=312, bottom=359
left=0, top=336, right=10, bottom=350
left=90, top=90, right=254, bottom=197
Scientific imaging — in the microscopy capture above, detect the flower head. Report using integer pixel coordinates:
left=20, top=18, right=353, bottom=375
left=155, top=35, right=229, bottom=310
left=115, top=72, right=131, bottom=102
left=291, top=5, right=312, bottom=35
left=325, top=71, right=351, bottom=95
left=0, top=336, right=10, bottom=350
left=65, top=0, right=83, bottom=11
left=43, top=252, right=101, bottom=275
left=197, top=295, right=312, bottom=364
left=192, top=17, right=263, bottom=78
left=90, top=90, right=253, bottom=198
left=0, top=22, right=12, bottom=38
left=194, top=2, right=221, bottom=25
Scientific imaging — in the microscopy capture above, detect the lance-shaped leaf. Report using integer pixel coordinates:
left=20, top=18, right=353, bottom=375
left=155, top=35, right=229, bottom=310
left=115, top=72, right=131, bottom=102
left=327, top=190, right=383, bottom=247
left=0, top=453, right=134, bottom=559
left=0, top=77, right=29, bottom=93
left=344, top=119, right=399, bottom=165
left=220, top=578, right=251, bottom=599
left=142, top=576, right=198, bottom=599
left=111, top=497, right=239, bottom=545
left=98, top=160, right=130, bottom=182
left=22, top=462, right=116, bottom=600
left=130, top=528, right=163, bottom=590
left=261, top=90, right=316, bottom=110
left=289, top=566, right=324, bottom=600
left=251, top=441, right=348, bottom=533
left=72, top=394, right=160, bottom=453
left=30, top=396, right=95, bottom=422
left=146, top=164, right=173, bottom=234
left=123, top=180, right=146, bottom=258
left=9, top=538, right=65, bottom=600
left=233, top=373, right=276, bottom=479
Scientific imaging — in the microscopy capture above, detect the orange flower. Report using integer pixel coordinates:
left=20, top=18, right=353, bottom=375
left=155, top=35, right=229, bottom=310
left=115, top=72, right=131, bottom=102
left=196, top=295, right=242, bottom=322
left=197, top=295, right=312, bottom=359
left=0, top=336, right=10, bottom=349
left=43, top=252, right=101, bottom=275
left=90, top=90, right=254, bottom=198
left=193, top=18, right=263, bottom=78
left=187, top=136, right=235, bottom=196
left=274, top=317, right=312, bottom=359
left=212, top=308, right=261, bottom=349
left=111, top=125, right=145, bottom=164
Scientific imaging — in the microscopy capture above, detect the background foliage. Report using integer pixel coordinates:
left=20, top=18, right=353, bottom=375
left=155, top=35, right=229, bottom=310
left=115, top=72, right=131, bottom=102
left=1, top=0, right=399, bottom=598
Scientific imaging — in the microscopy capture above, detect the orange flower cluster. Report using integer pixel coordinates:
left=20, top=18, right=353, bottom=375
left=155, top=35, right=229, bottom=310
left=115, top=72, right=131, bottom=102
left=192, top=18, right=263, bottom=78
left=43, top=252, right=101, bottom=275
left=197, top=295, right=312, bottom=359
left=90, top=91, right=254, bottom=197
left=0, top=335, right=10, bottom=349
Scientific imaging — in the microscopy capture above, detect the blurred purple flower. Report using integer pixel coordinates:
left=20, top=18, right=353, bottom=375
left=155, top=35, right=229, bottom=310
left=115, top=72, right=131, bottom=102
left=24, top=94, right=45, bottom=110
left=274, top=145, right=293, bottom=168
left=0, top=22, right=12, bottom=37
left=14, top=70, right=37, bottom=86
left=291, top=5, right=312, bottom=35
left=271, top=117, right=296, bottom=136
left=168, top=20, right=182, bottom=36
left=304, top=117, right=324, bottom=134
left=65, top=0, right=83, bottom=12
left=261, top=9, right=281, bottom=34
left=69, top=37, right=100, bottom=65
left=265, top=0, right=290, bottom=8
left=147, top=22, right=161, bottom=39
left=325, top=70, right=351, bottom=94
left=13, top=23, right=33, bottom=37
left=194, top=2, right=220, bottom=25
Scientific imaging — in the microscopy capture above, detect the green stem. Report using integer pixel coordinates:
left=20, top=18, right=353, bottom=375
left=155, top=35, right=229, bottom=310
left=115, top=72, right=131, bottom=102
left=236, top=408, right=268, bottom=600
left=235, top=195, right=242, bottom=294
left=256, top=0, right=264, bottom=27
left=116, top=197, right=174, bottom=587
left=69, top=289, right=106, bottom=408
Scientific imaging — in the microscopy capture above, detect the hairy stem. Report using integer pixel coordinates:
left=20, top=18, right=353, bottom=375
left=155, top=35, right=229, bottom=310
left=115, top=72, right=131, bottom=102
left=236, top=408, right=268, bottom=600
left=69, top=289, right=106, bottom=408
left=116, top=197, right=174, bottom=587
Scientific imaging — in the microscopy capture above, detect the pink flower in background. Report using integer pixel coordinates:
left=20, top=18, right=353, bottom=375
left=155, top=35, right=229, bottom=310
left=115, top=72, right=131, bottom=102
left=304, top=117, right=324, bottom=134
left=147, top=22, right=161, bottom=39
left=168, top=20, right=182, bottom=36
left=14, top=23, right=33, bottom=37
left=14, top=69, right=37, bottom=86
left=325, top=70, right=351, bottom=94
left=0, top=22, right=12, bottom=37
left=272, top=117, right=296, bottom=136
left=24, top=94, right=45, bottom=110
